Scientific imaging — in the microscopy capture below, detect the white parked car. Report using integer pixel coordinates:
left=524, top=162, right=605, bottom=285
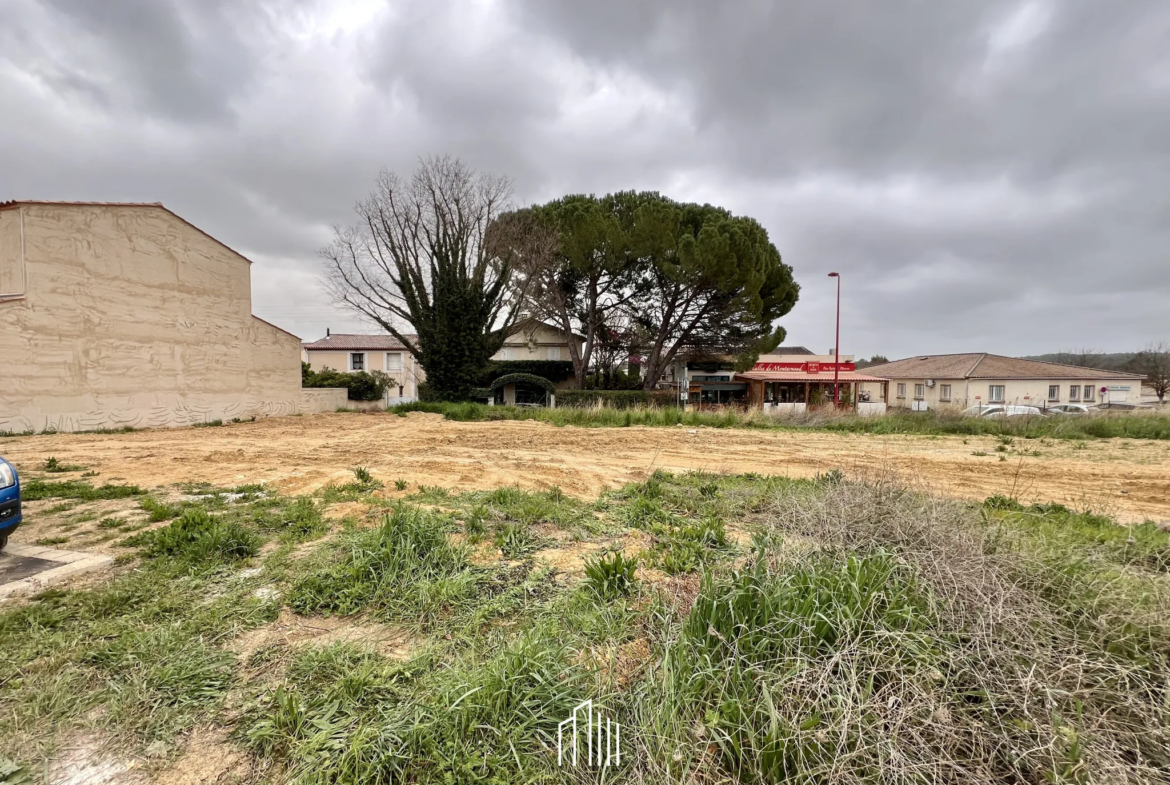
left=962, top=404, right=1046, bottom=418
left=1046, top=404, right=1090, bottom=415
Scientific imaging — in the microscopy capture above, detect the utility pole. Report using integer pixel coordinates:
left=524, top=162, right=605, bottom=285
left=828, top=272, right=841, bottom=406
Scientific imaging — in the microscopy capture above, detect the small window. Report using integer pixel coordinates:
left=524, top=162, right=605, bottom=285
left=896, top=383, right=906, bottom=399
left=385, top=352, right=404, bottom=372
left=499, top=348, right=516, bottom=361
left=989, top=385, right=1005, bottom=403
left=1069, top=385, right=1081, bottom=402
left=940, top=384, right=952, bottom=401
left=546, top=346, right=562, bottom=361
left=349, top=352, right=365, bottom=371
left=1048, top=385, right=1060, bottom=402
left=914, top=384, right=925, bottom=399
left=1083, top=385, right=1096, bottom=402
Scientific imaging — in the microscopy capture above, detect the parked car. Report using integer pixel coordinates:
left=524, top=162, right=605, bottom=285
left=962, top=404, right=1046, bottom=418
left=1046, top=404, right=1091, bottom=415
left=0, top=456, right=21, bottom=550
left=1090, top=402, right=1155, bottom=412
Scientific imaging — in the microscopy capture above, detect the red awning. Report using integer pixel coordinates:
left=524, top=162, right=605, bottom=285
left=736, top=371, right=887, bottom=383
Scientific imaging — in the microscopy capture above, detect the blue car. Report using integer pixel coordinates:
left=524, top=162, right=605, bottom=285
left=0, top=457, right=21, bottom=550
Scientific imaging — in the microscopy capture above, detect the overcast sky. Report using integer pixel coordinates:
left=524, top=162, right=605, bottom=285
left=3, top=0, right=1168, bottom=359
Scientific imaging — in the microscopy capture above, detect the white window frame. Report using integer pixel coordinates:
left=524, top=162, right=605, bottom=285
left=546, top=346, right=563, bottom=361
left=914, top=383, right=925, bottom=400
left=988, top=385, right=1006, bottom=403
left=348, top=352, right=366, bottom=371
left=384, top=352, right=404, bottom=373
left=1069, top=385, right=1081, bottom=402
left=1082, top=384, right=1096, bottom=402
left=939, top=384, right=952, bottom=401
left=896, top=383, right=906, bottom=399
left=1048, top=385, right=1060, bottom=402
left=500, top=347, right=516, bottom=361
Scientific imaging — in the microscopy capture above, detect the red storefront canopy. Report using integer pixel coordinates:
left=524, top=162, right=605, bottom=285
left=736, top=371, right=887, bottom=383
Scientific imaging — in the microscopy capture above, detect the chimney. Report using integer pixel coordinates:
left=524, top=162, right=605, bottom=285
left=326, top=328, right=331, bottom=337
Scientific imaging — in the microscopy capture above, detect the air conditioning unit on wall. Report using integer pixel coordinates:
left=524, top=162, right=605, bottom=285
left=924, top=379, right=936, bottom=387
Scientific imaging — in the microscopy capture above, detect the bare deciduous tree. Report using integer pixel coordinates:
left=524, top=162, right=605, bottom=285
left=321, top=156, right=552, bottom=400
left=1132, top=341, right=1170, bottom=404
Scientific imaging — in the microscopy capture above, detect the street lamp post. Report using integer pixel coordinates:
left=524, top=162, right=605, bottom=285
left=828, top=272, right=840, bottom=407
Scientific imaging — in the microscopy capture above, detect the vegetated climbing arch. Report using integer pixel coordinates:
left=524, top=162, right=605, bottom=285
left=488, top=373, right=556, bottom=396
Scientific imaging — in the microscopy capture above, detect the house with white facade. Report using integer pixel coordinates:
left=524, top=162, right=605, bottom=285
left=862, top=354, right=1146, bottom=410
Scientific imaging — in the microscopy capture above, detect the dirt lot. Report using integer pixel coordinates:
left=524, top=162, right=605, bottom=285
left=4, top=411, right=1170, bottom=522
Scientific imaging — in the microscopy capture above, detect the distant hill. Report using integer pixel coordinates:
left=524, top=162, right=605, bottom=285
left=1022, top=352, right=1139, bottom=371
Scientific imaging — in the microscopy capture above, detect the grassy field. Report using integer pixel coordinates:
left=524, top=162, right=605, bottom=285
left=2, top=470, right=1169, bottom=783
left=389, top=401, right=1170, bottom=441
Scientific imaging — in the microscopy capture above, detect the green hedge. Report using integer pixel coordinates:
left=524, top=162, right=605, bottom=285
left=489, top=373, right=556, bottom=395
left=557, top=389, right=679, bottom=409
left=302, top=363, right=393, bottom=401
left=478, top=360, right=574, bottom=385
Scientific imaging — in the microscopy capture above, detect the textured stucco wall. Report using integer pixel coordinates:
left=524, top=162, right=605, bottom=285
left=0, top=203, right=324, bottom=433
left=882, top=377, right=1140, bottom=410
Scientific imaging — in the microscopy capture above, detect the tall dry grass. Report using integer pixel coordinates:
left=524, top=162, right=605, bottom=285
left=636, top=476, right=1170, bottom=783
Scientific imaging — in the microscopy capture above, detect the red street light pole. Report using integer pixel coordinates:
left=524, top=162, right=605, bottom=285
left=828, top=272, right=840, bottom=407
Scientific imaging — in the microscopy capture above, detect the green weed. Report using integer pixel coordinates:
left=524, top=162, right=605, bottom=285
left=126, top=509, right=260, bottom=566
left=584, top=551, right=639, bottom=599
left=287, top=506, right=470, bottom=619
left=22, top=480, right=144, bottom=502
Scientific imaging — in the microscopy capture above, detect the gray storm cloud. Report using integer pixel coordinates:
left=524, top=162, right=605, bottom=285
left=2, top=0, right=1167, bottom=356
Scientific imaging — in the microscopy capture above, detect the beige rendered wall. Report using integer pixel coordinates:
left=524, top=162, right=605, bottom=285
left=882, top=377, right=1140, bottom=409
left=493, top=324, right=582, bottom=361
left=0, top=203, right=319, bottom=433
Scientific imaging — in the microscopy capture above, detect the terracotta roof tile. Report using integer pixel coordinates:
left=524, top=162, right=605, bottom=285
left=865, top=353, right=1144, bottom=380
left=302, top=333, right=417, bottom=351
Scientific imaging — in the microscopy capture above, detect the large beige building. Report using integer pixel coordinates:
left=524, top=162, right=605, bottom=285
left=863, top=353, right=1145, bottom=410
left=0, top=201, right=342, bottom=433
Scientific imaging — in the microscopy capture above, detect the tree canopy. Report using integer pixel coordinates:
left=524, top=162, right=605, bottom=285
left=524, top=191, right=799, bottom=390
left=320, top=156, right=553, bottom=401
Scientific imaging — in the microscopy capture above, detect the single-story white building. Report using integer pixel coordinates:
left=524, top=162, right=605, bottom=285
left=862, top=353, right=1146, bottom=411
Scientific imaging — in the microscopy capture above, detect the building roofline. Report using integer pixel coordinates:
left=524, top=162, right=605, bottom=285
left=0, top=200, right=255, bottom=266
left=251, top=315, right=300, bottom=341
left=866, top=351, right=1146, bottom=380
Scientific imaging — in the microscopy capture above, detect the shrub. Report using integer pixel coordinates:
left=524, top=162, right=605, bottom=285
left=303, top=365, right=393, bottom=401
left=478, top=360, right=574, bottom=385
left=488, top=373, right=556, bottom=396
left=584, top=551, right=639, bottom=599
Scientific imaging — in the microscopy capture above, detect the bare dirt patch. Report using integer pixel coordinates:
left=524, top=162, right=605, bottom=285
left=152, top=728, right=250, bottom=785
left=48, top=734, right=147, bottom=785
left=230, top=609, right=418, bottom=663
left=3, top=412, right=1169, bottom=521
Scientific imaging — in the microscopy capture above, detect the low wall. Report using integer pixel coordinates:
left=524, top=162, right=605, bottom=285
left=857, top=401, right=887, bottom=416
left=766, top=403, right=808, bottom=414
left=0, top=388, right=362, bottom=434
left=297, top=388, right=350, bottom=414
